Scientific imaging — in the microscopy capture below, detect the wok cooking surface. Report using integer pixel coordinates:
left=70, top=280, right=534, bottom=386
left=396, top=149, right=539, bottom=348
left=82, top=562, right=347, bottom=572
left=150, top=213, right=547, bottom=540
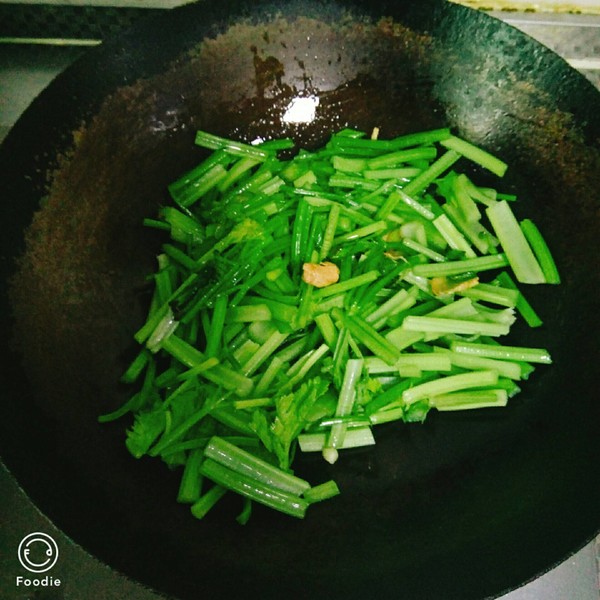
left=1, top=2, right=599, bottom=599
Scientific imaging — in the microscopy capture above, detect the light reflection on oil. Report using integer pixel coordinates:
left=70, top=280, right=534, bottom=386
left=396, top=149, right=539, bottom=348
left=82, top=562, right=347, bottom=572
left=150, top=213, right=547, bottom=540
left=282, top=95, right=320, bottom=124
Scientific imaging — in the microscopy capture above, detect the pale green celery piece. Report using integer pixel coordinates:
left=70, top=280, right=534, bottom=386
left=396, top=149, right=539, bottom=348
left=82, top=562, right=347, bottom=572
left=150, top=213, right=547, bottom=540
left=365, top=288, right=414, bottom=327
left=247, top=320, right=278, bottom=344
left=233, top=339, right=260, bottom=367
left=459, top=282, right=519, bottom=308
left=146, top=307, right=179, bottom=354
left=190, top=485, right=227, bottom=520
left=241, top=330, right=289, bottom=377
left=436, top=348, right=522, bottom=380
left=442, top=203, right=497, bottom=255
left=314, top=313, right=338, bottom=349
left=384, top=327, right=425, bottom=352
left=452, top=173, right=482, bottom=223
left=195, top=130, right=269, bottom=160
left=254, top=356, right=286, bottom=397
left=384, top=297, right=477, bottom=349
left=430, top=389, right=508, bottom=411
left=332, top=156, right=368, bottom=172
left=450, top=341, right=552, bottom=364
left=403, top=369, right=499, bottom=405
left=391, top=189, right=436, bottom=220
left=325, top=358, right=364, bottom=454
left=401, top=149, right=461, bottom=197
left=520, top=218, right=561, bottom=284
left=368, top=406, right=405, bottom=425
left=298, top=427, right=375, bottom=452
left=433, top=214, right=477, bottom=258
left=233, top=398, right=274, bottom=409
left=303, top=480, right=341, bottom=503
left=313, top=270, right=380, bottom=299
left=439, top=136, right=508, bottom=177
left=200, top=459, right=308, bottom=519
left=486, top=200, right=545, bottom=284
left=363, top=167, right=422, bottom=180
left=204, top=436, right=310, bottom=495
left=319, top=203, right=341, bottom=261
left=412, top=253, right=509, bottom=278
left=401, top=238, right=446, bottom=263
left=366, top=146, right=438, bottom=169
left=284, top=344, right=330, bottom=389
left=177, top=449, right=204, bottom=503
left=365, top=353, right=452, bottom=374
left=402, top=315, right=510, bottom=337
left=217, top=156, right=261, bottom=193
left=332, top=220, right=388, bottom=245
left=228, top=304, right=272, bottom=322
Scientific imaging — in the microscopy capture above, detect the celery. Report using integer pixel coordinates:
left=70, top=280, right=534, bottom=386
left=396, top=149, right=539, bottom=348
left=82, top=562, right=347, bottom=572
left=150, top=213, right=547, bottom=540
left=486, top=201, right=545, bottom=284
left=105, top=128, right=560, bottom=523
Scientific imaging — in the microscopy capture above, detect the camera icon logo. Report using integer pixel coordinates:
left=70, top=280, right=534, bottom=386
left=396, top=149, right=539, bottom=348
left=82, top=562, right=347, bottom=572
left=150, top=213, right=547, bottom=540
left=17, top=532, right=59, bottom=574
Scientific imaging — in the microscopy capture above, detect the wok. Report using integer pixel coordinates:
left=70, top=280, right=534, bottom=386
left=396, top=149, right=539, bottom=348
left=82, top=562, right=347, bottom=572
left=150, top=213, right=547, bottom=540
left=0, top=0, right=599, bottom=598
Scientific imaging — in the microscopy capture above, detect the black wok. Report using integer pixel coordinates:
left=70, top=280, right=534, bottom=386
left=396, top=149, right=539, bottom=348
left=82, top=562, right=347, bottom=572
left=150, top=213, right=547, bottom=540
left=1, top=1, right=599, bottom=598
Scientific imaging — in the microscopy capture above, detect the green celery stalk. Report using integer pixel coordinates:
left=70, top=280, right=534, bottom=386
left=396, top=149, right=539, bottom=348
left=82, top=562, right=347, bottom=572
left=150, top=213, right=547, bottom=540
left=303, top=480, right=341, bottom=503
left=450, top=341, right=552, bottom=364
left=520, top=219, right=561, bottom=284
left=190, top=485, right=227, bottom=519
left=440, top=136, right=507, bottom=177
left=430, top=389, right=508, bottom=410
left=412, top=253, right=509, bottom=278
left=204, top=436, right=310, bottom=495
left=403, top=369, right=499, bottom=405
left=298, top=427, right=375, bottom=452
left=200, top=459, right=308, bottom=518
left=486, top=201, right=545, bottom=284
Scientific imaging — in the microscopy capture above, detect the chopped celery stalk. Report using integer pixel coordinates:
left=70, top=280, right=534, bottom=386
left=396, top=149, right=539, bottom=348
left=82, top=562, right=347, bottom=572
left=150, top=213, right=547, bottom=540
left=190, top=485, right=227, bottom=520
left=367, top=146, right=437, bottom=169
left=146, top=308, right=179, bottom=353
left=333, top=309, right=400, bottom=365
left=401, top=149, right=461, bottom=197
left=177, top=449, right=204, bottom=503
left=403, top=370, right=499, bottom=405
left=486, top=201, right=545, bottom=284
left=412, top=254, right=509, bottom=278
left=313, top=270, right=380, bottom=299
left=108, top=128, right=561, bottom=523
left=365, top=353, right=452, bottom=374
left=368, top=406, right=405, bottom=425
left=433, top=214, right=476, bottom=258
left=402, top=315, right=510, bottom=337
left=201, top=458, right=308, bottom=518
left=120, top=349, right=150, bottom=384
left=494, top=271, right=543, bottom=328
left=204, top=436, right=310, bottom=495
left=324, top=358, right=364, bottom=455
left=458, top=282, right=520, bottom=307
left=298, top=427, right=375, bottom=452
left=450, top=341, right=552, bottom=364
left=520, top=219, right=561, bottom=284
left=195, top=130, right=269, bottom=160
left=431, top=389, right=508, bottom=410
left=401, top=238, right=446, bottom=263
left=241, top=330, right=289, bottom=376
left=303, top=480, right=341, bottom=503
left=228, top=304, right=272, bottom=323
left=439, top=136, right=508, bottom=177
left=437, top=349, right=523, bottom=380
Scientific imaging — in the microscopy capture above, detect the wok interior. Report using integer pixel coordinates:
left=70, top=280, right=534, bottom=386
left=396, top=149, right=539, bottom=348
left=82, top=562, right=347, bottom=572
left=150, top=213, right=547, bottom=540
left=3, top=2, right=599, bottom=599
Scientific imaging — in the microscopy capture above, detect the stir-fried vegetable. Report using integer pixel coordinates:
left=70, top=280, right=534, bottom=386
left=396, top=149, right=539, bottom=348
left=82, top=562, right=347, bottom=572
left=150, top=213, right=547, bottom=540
left=100, top=127, right=559, bottom=521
